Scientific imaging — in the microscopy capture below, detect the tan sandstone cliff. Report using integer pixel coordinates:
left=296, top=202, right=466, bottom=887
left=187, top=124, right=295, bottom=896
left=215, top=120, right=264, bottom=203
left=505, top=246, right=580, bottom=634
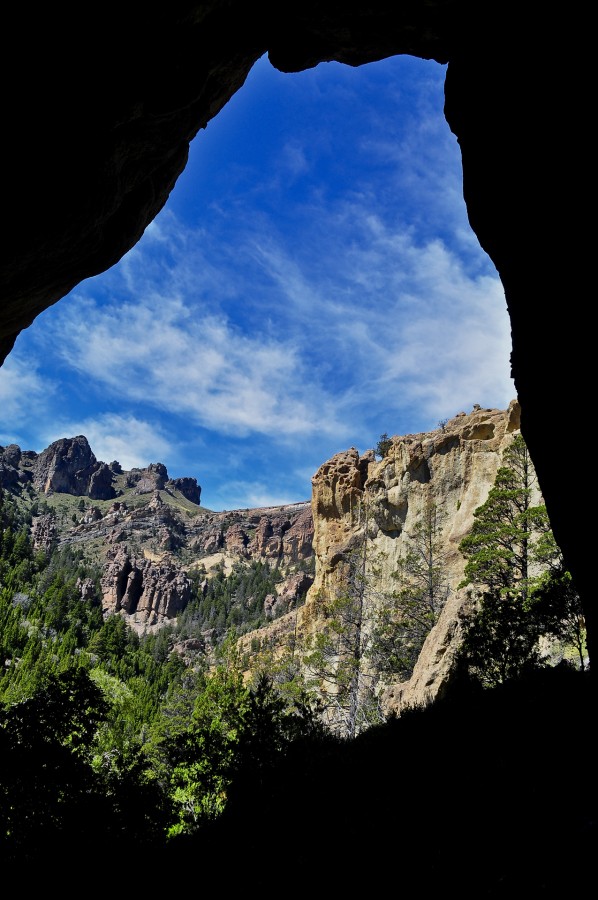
left=240, top=399, right=522, bottom=715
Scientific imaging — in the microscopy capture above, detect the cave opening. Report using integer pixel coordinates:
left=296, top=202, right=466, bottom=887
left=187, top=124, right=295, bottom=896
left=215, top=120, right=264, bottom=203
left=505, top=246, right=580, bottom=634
left=0, top=53, right=514, bottom=516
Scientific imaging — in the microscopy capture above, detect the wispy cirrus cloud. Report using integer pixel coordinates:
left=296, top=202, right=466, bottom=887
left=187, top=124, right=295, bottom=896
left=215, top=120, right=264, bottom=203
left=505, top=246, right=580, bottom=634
left=28, top=181, right=514, bottom=452
left=41, top=291, right=347, bottom=441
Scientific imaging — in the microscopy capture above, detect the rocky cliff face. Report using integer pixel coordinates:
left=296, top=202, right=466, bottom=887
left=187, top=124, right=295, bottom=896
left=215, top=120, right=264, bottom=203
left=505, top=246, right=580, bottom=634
left=240, top=400, right=522, bottom=714
left=0, top=438, right=315, bottom=635
left=311, top=401, right=520, bottom=600
left=101, top=544, right=194, bottom=630
left=91, top=498, right=314, bottom=634
left=185, top=503, right=313, bottom=566
left=0, top=436, right=203, bottom=507
left=2, top=404, right=522, bottom=704
left=32, top=436, right=119, bottom=500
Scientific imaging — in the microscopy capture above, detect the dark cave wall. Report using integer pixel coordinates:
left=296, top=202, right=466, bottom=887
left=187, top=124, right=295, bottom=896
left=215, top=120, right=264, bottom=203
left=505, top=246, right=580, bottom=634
left=0, top=2, right=593, bottom=665
left=442, top=33, right=593, bottom=664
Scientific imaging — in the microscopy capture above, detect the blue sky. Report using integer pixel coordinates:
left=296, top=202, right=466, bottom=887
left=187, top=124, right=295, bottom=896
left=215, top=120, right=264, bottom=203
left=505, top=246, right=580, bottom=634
left=0, top=54, right=515, bottom=512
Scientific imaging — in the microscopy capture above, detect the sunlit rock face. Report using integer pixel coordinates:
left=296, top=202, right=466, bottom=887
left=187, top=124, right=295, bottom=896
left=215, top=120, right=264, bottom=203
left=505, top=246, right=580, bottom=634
left=309, top=402, right=519, bottom=593
left=186, top=502, right=314, bottom=567
left=0, top=3, right=591, bottom=659
left=297, top=401, right=521, bottom=710
left=97, top=503, right=315, bottom=635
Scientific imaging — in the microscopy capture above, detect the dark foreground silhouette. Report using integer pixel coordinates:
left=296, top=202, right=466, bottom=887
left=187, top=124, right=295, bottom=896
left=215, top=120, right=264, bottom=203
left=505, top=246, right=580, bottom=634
left=177, top=666, right=596, bottom=897
left=3, top=666, right=595, bottom=896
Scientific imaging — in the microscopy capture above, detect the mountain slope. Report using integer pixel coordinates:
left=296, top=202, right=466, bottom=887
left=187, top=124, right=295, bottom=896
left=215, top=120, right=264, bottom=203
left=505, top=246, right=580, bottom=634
left=0, top=436, right=314, bottom=635
left=2, top=399, right=524, bottom=703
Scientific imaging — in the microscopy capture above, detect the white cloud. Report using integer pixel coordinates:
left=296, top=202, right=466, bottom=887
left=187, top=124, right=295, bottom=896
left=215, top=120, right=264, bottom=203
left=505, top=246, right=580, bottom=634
left=0, top=353, right=51, bottom=442
left=281, top=140, right=310, bottom=178
left=43, top=288, right=348, bottom=441
left=34, top=182, right=514, bottom=457
left=241, top=212, right=515, bottom=431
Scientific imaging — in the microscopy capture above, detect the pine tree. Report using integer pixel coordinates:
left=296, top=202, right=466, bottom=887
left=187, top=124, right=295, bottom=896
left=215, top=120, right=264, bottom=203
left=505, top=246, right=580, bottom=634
left=302, top=501, right=385, bottom=739
left=457, top=433, right=585, bottom=686
left=368, top=497, right=450, bottom=681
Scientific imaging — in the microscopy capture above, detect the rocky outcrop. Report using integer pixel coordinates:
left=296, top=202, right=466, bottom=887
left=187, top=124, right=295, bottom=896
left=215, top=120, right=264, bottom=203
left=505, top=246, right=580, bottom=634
left=1, top=441, right=314, bottom=638
left=13, top=464, right=315, bottom=634
left=67, top=492, right=188, bottom=555
left=167, top=476, right=201, bottom=505
left=1, top=438, right=203, bottom=516
left=32, top=436, right=117, bottom=500
left=98, top=500, right=314, bottom=633
left=3, top=402, right=570, bottom=717
left=249, top=400, right=522, bottom=713
left=187, top=502, right=313, bottom=568
left=30, top=513, right=58, bottom=554
left=3, top=411, right=527, bottom=705
left=125, top=462, right=168, bottom=494
left=0, top=444, right=33, bottom=490
left=265, top=571, right=313, bottom=620
left=101, top=544, right=193, bottom=632
left=2, top=407, right=537, bottom=705
left=236, top=401, right=522, bottom=696
left=309, top=401, right=519, bottom=592
left=378, top=587, right=477, bottom=712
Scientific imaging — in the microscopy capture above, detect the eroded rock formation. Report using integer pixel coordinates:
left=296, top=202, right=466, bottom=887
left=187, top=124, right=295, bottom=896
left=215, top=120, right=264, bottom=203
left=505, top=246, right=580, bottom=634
left=1, top=438, right=202, bottom=512
left=32, top=437, right=117, bottom=501
left=169, top=477, right=201, bottom=505
left=101, top=545, right=193, bottom=631
left=95, top=502, right=314, bottom=633
left=1, top=435, right=315, bottom=635
left=187, top=502, right=313, bottom=567
left=241, top=400, right=523, bottom=711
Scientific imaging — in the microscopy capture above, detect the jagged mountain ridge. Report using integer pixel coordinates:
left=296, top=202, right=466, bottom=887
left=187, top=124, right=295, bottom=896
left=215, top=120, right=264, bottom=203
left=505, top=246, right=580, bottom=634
left=0, top=435, right=315, bottom=634
left=0, top=433, right=202, bottom=503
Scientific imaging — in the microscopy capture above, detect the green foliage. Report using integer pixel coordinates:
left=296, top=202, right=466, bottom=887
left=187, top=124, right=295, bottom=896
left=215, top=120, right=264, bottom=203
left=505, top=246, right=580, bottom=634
left=0, top=499, right=329, bottom=857
left=224, top=671, right=327, bottom=814
left=0, top=666, right=109, bottom=858
left=301, top=499, right=451, bottom=736
left=525, top=555, right=587, bottom=670
left=459, top=590, right=545, bottom=686
left=183, top=558, right=287, bottom=644
left=302, top=522, right=385, bottom=739
left=158, top=660, right=251, bottom=836
left=457, top=434, right=586, bottom=686
left=375, top=432, right=393, bottom=459
left=303, top=587, right=371, bottom=736
left=141, top=632, right=325, bottom=840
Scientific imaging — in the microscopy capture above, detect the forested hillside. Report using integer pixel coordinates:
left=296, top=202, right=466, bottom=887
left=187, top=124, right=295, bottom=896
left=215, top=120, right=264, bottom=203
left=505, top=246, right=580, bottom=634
left=0, top=430, right=594, bottom=892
